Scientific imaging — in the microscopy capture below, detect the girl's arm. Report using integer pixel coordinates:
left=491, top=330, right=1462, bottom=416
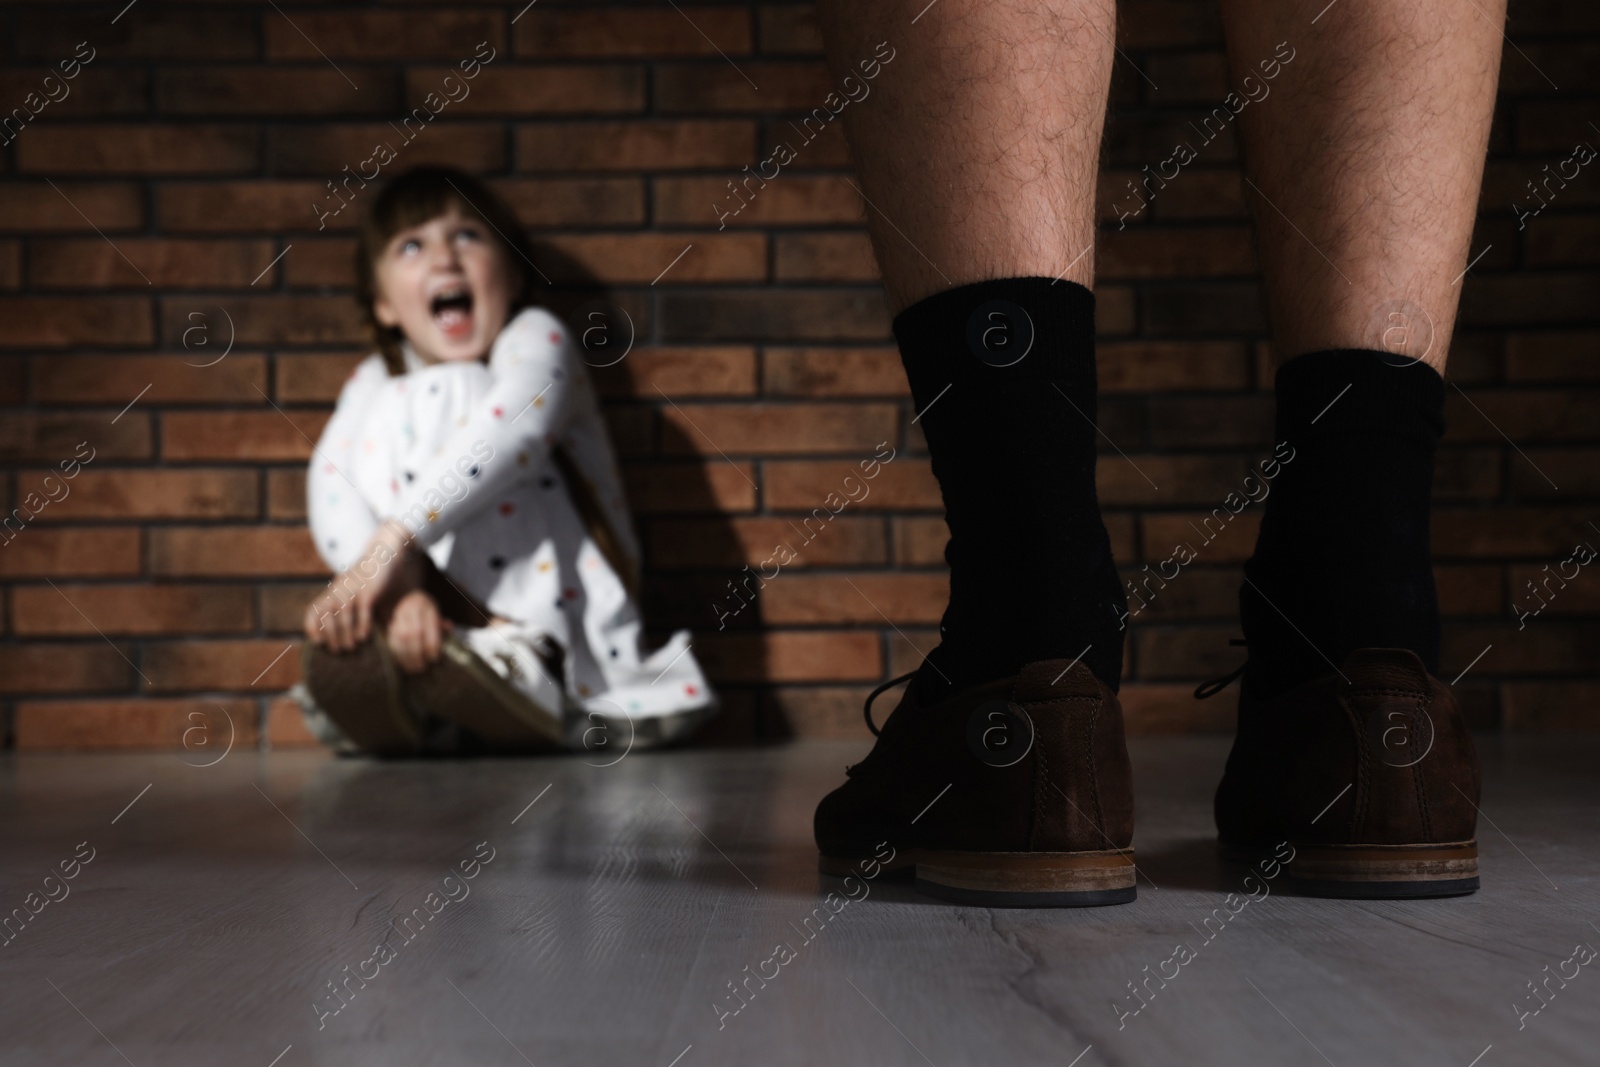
left=307, top=355, right=389, bottom=573
left=385, top=307, right=578, bottom=549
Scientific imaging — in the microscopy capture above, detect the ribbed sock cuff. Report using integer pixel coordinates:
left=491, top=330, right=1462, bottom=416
left=890, top=277, right=1097, bottom=402
left=1274, top=348, right=1445, bottom=445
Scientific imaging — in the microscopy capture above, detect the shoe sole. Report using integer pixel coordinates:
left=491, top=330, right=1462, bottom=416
left=1219, top=839, right=1479, bottom=899
left=820, top=849, right=1137, bottom=908
left=300, top=636, right=420, bottom=756
left=408, top=636, right=566, bottom=752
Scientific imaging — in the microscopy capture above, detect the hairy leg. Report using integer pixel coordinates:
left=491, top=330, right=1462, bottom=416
left=813, top=0, right=1116, bottom=314
left=1220, top=0, right=1505, bottom=370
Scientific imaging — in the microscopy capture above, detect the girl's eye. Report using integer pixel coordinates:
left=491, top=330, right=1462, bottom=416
left=399, top=238, right=422, bottom=255
left=455, top=228, right=482, bottom=244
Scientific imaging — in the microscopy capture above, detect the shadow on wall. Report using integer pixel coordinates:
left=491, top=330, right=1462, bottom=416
left=534, top=242, right=771, bottom=747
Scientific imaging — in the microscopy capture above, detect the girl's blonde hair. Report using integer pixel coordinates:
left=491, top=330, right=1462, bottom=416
left=355, top=167, right=541, bottom=376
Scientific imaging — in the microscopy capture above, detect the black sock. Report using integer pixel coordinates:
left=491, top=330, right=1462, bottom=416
left=1241, top=348, right=1445, bottom=698
left=892, top=276, right=1126, bottom=699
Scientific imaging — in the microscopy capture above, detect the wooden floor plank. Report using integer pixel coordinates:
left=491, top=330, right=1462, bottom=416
left=0, top=735, right=1595, bottom=1066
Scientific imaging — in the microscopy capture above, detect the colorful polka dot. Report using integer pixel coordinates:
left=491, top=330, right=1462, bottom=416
left=538, top=560, right=552, bottom=572
left=499, top=502, right=515, bottom=516
left=492, top=406, right=504, bottom=418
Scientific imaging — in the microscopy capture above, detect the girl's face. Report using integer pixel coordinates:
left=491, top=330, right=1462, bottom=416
left=371, top=203, right=519, bottom=365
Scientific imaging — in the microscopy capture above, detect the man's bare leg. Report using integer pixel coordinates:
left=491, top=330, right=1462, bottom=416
left=1221, top=0, right=1505, bottom=370
left=813, top=0, right=1116, bottom=312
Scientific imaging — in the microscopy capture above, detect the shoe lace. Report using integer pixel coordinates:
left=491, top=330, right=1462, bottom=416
left=1193, top=639, right=1249, bottom=700
left=863, top=669, right=918, bottom=737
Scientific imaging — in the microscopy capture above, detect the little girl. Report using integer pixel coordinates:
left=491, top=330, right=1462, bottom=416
left=293, top=166, right=717, bottom=755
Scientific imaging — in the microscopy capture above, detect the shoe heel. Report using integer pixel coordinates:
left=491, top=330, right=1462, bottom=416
left=1286, top=841, right=1479, bottom=898
left=914, top=849, right=1137, bottom=908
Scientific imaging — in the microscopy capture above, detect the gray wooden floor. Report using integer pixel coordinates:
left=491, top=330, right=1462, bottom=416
left=1, top=734, right=1596, bottom=1067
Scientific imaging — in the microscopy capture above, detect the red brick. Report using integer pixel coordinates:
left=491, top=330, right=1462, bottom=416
left=621, top=461, right=758, bottom=515
left=1117, top=0, right=1223, bottom=47
left=18, top=125, right=257, bottom=176
left=265, top=12, right=504, bottom=60
left=758, top=574, right=947, bottom=625
left=162, top=412, right=328, bottom=462
left=32, top=354, right=269, bottom=404
left=541, top=233, right=766, bottom=284
left=0, top=644, right=134, bottom=695
left=696, top=630, right=880, bottom=682
left=15, top=9, right=257, bottom=60
left=149, top=526, right=326, bottom=577
left=1141, top=512, right=1262, bottom=564
left=262, top=582, right=328, bottom=634
left=268, top=469, right=308, bottom=520
left=761, top=116, right=852, bottom=166
left=0, top=527, right=141, bottom=578
left=0, top=182, right=143, bottom=232
left=0, top=297, right=152, bottom=347
left=647, top=516, right=887, bottom=568
left=893, top=517, right=948, bottom=566
left=10, top=583, right=254, bottom=636
left=764, top=686, right=874, bottom=740
left=159, top=296, right=364, bottom=347
left=158, top=182, right=338, bottom=234
left=0, top=241, right=19, bottom=290
left=491, top=177, right=646, bottom=228
left=1512, top=449, right=1600, bottom=497
left=1445, top=389, right=1600, bottom=443
left=1440, top=508, right=1600, bottom=559
left=156, top=68, right=398, bottom=115
left=774, top=234, right=879, bottom=283
left=39, top=470, right=258, bottom=521
left=656, top=63, right=831, bottom=112
left=267, top=696, right=322, bottom=748
left=514, top=8, right=751, bottom=57
left=518, top=120, right=756, bottom=172
left=1099, top=227, right=1256, bottom=279
left=2, top=416, right=150, bottom=463
left=143, top=639, right=303, bottom=692
left=660, top=290, right=889, bottom=342
left=1442, top=622, right=1598, bottom=674
left=594, top=347, right=757, bottom=398
left=276, top=351, right=368, bottom=403
left=655, top=175, right=862, bottom=226
left=15, top=699, right=258, bottom=751
left=765, top=458, right=939, bottom=510
left=266, top=123, right=506, bottom=176
left=407, top=66, right=644, bottom=114
left=30, top=239, right=276, bottom=289
left=1437, top=564, right=1508, bottom=615
left=757, top=5, right=824, bottom=54
left=660, top=402, right=896, bottom=456
left=763, top=347, right=906, bottom=397
left=282, top=240, right=356, bottom=288
left=1100, top=341, right=1251, bottom=392
left=1502, top=682, right=1600, bottom=730
left=1120, top=684, right=1237, bottom=733
left=1505, top=331, right=1600, bottom=382
left=0, top=69, right=147, bottom=117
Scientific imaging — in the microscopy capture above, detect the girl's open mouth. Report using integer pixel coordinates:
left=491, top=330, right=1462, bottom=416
left=430, top=286, right=475, bottom=339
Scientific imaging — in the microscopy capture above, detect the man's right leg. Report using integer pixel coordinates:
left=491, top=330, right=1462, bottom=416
left=814, top=0, right=1125, bottom=697
left=811, top=0, right=1138, bottom=906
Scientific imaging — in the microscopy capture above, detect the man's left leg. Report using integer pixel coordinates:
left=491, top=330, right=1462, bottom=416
left=1213, top=0, right=1505, bottom=896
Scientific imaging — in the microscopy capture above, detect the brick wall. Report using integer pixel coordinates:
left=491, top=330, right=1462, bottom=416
left=2, top=0, right=1596, bottom=750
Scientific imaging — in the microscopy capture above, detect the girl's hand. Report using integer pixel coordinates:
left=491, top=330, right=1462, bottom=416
left=339, top=519, right=416, bottom=644
left=304, top=585, right=361, bottom=652
left=303, top=520, right=422, bottom=652
left=387, top=589, right=451, bottom=673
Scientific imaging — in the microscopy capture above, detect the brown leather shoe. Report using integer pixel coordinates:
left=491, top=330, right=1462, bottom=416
left=814, top=658, right=1136, bottom=907
left=1213, top=648, right=1480, bottom=898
